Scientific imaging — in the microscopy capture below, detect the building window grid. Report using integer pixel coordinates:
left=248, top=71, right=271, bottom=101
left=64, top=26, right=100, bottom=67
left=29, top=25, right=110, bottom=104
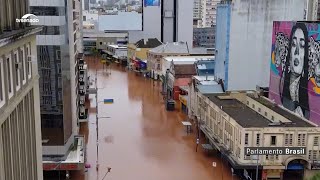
left=298, top=134, right=306, bottom=146
left=256, top=133, right=260, bottom=146
left=314, top=137, right=319, bottom=146
left=285, top=134, right=293, bottom=146
left=271, top=136, right=276, bottom=146
left=245, top=133, right=249, bottom=145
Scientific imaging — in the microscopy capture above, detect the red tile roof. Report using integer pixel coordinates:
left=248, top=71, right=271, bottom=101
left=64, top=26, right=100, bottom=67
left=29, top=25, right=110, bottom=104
left=174, top=78, right=191, bottom=87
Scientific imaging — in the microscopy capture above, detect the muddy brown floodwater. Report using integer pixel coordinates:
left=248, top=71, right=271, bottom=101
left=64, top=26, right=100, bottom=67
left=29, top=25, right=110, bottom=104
left=71, top=56, right=238, bottom=180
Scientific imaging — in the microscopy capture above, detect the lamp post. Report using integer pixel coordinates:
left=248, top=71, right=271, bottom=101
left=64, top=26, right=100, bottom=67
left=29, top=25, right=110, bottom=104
left=95, top=63, right=111, bottom=171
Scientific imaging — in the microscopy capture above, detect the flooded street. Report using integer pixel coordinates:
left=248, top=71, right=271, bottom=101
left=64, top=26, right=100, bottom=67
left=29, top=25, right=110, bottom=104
left=72, top=56, right=237, bottom=180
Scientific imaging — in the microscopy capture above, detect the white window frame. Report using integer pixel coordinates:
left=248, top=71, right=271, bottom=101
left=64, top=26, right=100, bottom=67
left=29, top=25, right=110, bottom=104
left=21, top=48, right=26, bottom=85
left=14, top=50, right=21, bottom=91
left=26, top=44, right=32, bottom=79
left=6, top=54, right=14, bottom=99
left=0, top=58, right=5, bottom=108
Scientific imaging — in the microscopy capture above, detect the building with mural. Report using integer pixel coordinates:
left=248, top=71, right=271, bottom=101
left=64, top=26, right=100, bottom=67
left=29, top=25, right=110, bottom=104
left=269, top=21, right=320, bottom=126
left=214, top=0, right=307, bottom=91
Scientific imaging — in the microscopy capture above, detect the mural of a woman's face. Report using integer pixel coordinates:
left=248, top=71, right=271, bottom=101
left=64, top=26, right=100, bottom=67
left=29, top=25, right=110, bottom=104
left=290, top=28, right=305, bottom=75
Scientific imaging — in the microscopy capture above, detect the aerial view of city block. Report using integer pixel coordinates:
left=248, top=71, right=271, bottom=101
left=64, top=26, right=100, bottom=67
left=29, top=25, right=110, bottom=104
left=1, top=0, right=320, bottom=180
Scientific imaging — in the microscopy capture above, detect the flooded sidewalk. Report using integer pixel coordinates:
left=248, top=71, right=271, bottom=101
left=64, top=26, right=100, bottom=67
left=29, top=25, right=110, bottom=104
left=72, top=56, right=237, bottom=180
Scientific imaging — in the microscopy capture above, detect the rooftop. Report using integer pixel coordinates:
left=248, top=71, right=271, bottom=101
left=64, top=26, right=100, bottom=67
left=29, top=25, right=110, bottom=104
left=0, top=26, right=42, bottom=48
left=248, top=94, right=316, bottom=127
left=149, top=42, right=189, bottom=54
left=107, top=44, right=127, bottom=49
left=174, top=64, right=197, bottom=76
left=163, top=56, right=215, bottom=64
left=198, top=84, right=223, bottom=94
left=193, top=75, right=216, bottom=82
left=203, top=94, right=314, bottom=128
left=135, top=38, right=162, bottom=48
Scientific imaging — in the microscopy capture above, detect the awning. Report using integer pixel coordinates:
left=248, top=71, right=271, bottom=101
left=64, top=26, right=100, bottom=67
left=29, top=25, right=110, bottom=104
left=43, top=136, right=85, bottom=171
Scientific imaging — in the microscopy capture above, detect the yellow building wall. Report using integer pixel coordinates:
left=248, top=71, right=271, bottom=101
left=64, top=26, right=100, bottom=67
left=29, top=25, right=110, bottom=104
left=135, top=48, right=150, bottom=60
left=127, top=43, right=136, bottom=61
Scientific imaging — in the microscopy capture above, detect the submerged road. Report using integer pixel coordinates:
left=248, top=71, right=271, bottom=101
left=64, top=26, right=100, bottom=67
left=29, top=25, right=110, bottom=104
left=72, top=56, right=237, bottom=180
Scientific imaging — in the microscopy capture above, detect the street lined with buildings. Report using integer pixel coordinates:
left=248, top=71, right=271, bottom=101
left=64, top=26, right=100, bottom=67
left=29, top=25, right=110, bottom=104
left=71, top=57, right=237, bottom=180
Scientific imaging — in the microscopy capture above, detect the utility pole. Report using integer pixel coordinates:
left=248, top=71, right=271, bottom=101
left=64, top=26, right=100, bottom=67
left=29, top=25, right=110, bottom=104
left=95, top=56, right=99, bottom=171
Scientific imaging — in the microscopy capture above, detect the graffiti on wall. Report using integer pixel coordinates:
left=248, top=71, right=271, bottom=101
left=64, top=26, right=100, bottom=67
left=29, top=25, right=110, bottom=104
left=269, top=21, right=320, bottom=125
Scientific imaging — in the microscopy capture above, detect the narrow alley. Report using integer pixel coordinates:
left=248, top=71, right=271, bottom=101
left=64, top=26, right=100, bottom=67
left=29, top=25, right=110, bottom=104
left=72, top=56, right=237, bottom=180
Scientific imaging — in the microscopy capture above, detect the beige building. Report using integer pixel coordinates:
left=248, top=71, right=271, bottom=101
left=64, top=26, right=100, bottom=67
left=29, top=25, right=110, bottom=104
left=147, top=42, right=189, bottom=80
left=191, top=90, right=320, bottom=180
left=0, top=20, right=43, bottom=180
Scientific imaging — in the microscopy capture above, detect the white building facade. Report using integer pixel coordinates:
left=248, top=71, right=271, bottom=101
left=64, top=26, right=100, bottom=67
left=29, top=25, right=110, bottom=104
left=29, top=0, right=85, bottom=172
left=192, top=91, right=320, bottom=179
left=0, top=26, right=43, bottom=179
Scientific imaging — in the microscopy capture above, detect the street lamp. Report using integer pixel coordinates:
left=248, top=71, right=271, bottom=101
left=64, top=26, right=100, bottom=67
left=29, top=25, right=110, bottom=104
left=94, top=64, right=111, bottom=171
left=101, top=167, right=112, bottom=180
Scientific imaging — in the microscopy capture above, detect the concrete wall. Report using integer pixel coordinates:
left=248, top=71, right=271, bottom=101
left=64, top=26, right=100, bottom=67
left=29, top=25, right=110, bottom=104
left=162, top=0, right=174, bottom=43
left=128, top=6, right=161, bottom=43
left=214, top=4, right=230, bottom=88
left=227, top=0, right=306, bottom=91
left=177, top=0, right=193, bottom=46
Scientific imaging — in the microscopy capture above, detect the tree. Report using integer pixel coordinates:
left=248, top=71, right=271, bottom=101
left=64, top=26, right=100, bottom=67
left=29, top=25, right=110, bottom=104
left=91, top=47, right=99, bottom=57
left=309, top=173, right=320, bottom=180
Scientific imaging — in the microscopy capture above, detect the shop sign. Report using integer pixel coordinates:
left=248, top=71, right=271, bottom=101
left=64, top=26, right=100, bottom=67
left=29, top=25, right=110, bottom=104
left=179, top=95, right=187, bottom=105
left=43, top=163, right=79, bottom=171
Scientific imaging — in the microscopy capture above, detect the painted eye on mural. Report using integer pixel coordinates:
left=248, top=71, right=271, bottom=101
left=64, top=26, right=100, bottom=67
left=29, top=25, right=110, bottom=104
left=292, top=40, right=297, bottom=47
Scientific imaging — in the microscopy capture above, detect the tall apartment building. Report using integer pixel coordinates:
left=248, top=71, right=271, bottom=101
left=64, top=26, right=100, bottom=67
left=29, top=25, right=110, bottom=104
left=193, top=0, right=220, bottom=28
left=193, top=0, right=202, bottom=27
left=29, top=0, right=85, bottom=174
left=0, top=0, right=43, bottom=179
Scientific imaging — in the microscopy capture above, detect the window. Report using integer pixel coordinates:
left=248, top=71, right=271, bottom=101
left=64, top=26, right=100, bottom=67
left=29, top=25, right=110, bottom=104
left=245, top=133, right=249, bottom=145
left=298, top=134, right=306, bottom=146
left=57, top=63, right=61, bottom=74
left=285, top=134, right=293, bottom=146
left=20, top=49, right=26, bottom=84
left=244, top=155, right=251, bottom=160
left=314, top=137, right=319, bottom=146
left=6, top=56, right=13, bottom=96
left=258, top=107, right=261, bottom=112
left=14, top=52, right=20, bottom=90
left=256, top=133, right=260, bottom=146
left=265, top=112, right=268, bottom=116
left=309, top=150, right=312, bottom=160
left=0, top=60, right=4, bottom=105
left=271, top=136, right=276, bottom=145
left=56, top=50, right=61, bottom=60
left=26, top=45, right=31, bottom=78
left=313, top=150, right=318, bottom=160
left=271, top=116, right=274, bottom=121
